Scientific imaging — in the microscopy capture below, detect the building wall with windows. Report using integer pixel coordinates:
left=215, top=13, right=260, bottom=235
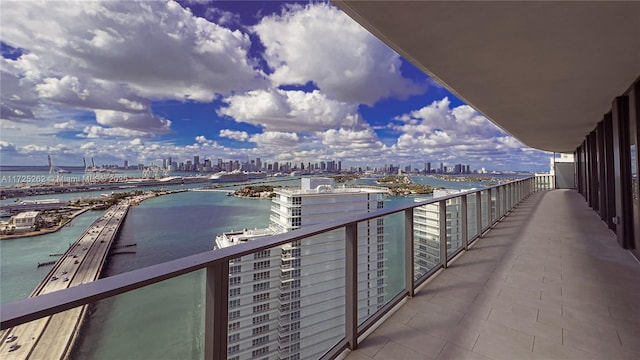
left=413, top=189, right=479, bottom=273
left=216, top=178, right=387, bottom=360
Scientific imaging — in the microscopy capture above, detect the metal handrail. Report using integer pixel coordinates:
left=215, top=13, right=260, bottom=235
left=0, top=175, right=552, bottom=359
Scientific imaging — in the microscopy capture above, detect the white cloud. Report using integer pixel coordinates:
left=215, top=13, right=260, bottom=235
left=219, top=129, right=249, bottom=141
left=254, top=3, right=424, bottom=105
left=0, top=141, right=17, bottom=152
left=1, top=1, right=264, bottom=102
left=80, top=125, right=151, bottom=139
left=391, top=97, right=550, bottom=168
left=53, top=120, right=79, bottom=130
left=94, top=110, right=171, bottom=134
left=130, top=138, right=144, bottom=146
left=249, top=131, right=299, bottom=147
left=219, top=89, right=362, bottom=131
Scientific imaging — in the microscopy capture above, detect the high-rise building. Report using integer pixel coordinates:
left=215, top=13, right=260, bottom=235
left=215, top=178, right=387, bottom=360
left=413, top=189, right=479, bottom=273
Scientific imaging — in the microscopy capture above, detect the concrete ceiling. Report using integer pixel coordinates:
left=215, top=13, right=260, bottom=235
left=333, top=1, right=640, bottom=153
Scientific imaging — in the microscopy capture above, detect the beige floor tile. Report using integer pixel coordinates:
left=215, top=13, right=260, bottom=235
left=372, top=340, right=430, bottom=360
left=532, top=336, right=601, bottom=359
left=435, top=342, right=491, bottom=360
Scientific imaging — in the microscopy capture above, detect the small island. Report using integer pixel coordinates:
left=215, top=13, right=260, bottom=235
left=234, top=185, right=279, bottom=199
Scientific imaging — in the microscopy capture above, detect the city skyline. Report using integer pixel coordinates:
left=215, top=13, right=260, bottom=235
left=1, top=1, right=551, bottom=171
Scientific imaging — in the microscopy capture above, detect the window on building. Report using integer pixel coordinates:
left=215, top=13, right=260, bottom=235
left=230, top=288, right=241, bottom=297
left=254, top=260, right=270, bottom=270
left=253, top=282, right=269, bottom=292
left=253, top=293, right=269, bottom=303
left=252, top=347, right=269, bottom=358
left=253, top=271, right=270, bottom=281
left=228, top=344, right=240, bottom=354
left=229, top=310, right=240, bottom=320
left=254, top=250, right=271, bottom=259
left=229, top=276, right=241, bottom=286
left=292, top=197, right=301, bottom=205
left=229, top=299, right=240, bottom=308
left=230, top=265, right=241, bottom=274
left=228, top=333, right=240, bottom=343
left=252, top=314, right=269, bottom=324
left=253, top=303, right=270, bottom=313
left=252, top=335, right=269, bottom=347
left=253, top=324, right=270, bottom=336
left=228, top=322, right=240, bottom=331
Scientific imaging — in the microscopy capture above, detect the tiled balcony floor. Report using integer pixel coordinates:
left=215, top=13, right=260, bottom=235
left=346, top=189, right=640, bottom=360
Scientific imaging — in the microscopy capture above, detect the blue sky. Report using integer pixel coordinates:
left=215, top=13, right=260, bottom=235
left=0, top=0, right=551, bottom=171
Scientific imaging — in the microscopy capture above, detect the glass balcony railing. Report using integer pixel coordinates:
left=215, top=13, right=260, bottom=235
left=1, top=176, right=553, bottom=360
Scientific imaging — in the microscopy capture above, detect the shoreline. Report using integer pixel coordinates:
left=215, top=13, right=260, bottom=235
left=0, top=207, right=92, bottom=240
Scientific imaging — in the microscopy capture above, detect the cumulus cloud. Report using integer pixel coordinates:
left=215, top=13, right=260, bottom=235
left=54, top=120, right=80, bottom=130
left=392, top=97, right=550, bottom=167
left=94, top=110, right=171, bottom=134
left=219, top=89, right=362, bottom=131
left=219, top=129, right=249, bottom=141
left=0, top=141, right=18, bottom=152
left=1, top=1, right=264, bottom=102
left=80, top=125, right=151, bottom=139
left=249, top=131, right=299, bottom=147
left=320, top=127, right=383, bottom=150
left=254, top=3, right=424, bottom=105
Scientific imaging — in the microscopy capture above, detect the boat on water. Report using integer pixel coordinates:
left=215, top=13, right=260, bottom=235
left=209, top=171, right=267, bottom=183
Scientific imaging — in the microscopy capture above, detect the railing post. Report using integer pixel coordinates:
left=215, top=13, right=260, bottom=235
left=492, top=186, right=502, bottom=221
left=439, top=200, right=448, bottom=269
left=205, top=261, right=229, bottom=360
left=404, top=209, right=414, bottom=297
left=476, top=191, right=482, bottom=238
left=485, top=190, right=491, bottom=230
left=345, top=223, right=358, bottom=350
left=461, top=195, right=468, bottom=251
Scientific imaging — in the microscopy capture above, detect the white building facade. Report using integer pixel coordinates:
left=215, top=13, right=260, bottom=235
left=413, top=189, right=479, bottom=275
left=215, top=178, right=388, bottom=360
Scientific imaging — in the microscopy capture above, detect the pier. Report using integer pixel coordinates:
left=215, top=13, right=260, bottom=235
left=0, top=201, right=130, bottom=359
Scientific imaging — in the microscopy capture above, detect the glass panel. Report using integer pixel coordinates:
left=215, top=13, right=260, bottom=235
left=413, top=201, right=441, bottom=280
left=446, top=199, right=463, bottom=255
left=227, top=232, right=345, bottom=360
left=466, top=194, right=478, bottom=241
left=71, top=271, right=205, bottom=359
left=357, top=213, right=404, bottom=326
left=481, top=190, right=489, bottom=230
left=490, top=188, right=498, bottom=223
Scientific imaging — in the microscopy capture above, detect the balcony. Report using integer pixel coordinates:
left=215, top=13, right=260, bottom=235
left=344, top=188, right=640, bottom=360
left=2, top=176, right=639, bottom=360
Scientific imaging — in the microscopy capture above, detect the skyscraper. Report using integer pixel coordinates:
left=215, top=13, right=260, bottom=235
left=215, top=178, right=387, bottom=360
